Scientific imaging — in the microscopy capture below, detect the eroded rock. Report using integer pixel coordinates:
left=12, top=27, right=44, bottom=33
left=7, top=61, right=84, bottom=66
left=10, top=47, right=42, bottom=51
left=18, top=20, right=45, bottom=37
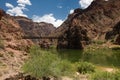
left=56, top=0, right=120, bottom=49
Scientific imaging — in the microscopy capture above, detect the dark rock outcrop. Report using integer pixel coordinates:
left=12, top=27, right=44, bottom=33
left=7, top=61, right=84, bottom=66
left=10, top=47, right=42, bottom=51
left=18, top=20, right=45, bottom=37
left=0, top=9, right=5, bottom=20
left=116, top=34, right=120, bottom=45
left=105, top=21, right=120, bottom=40
left=5, top=73, right=39, bottom=80
left=56, top=0, right=120, bottom=49
left=105, top=21, right=120, bottom=44
left=57, top=25, right=89, bottom=49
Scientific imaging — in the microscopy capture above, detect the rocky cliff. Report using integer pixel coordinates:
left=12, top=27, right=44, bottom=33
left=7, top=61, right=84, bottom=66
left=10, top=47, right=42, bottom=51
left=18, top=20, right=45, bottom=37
left=13, top=16, right=56, bottom=45
left=0, top=9, right=33, bottom=79
left=106, top=21, right=120, bottom=44
left=56, top=0, right=120, bottom=49
left=14, top=16, right=56, bottom=37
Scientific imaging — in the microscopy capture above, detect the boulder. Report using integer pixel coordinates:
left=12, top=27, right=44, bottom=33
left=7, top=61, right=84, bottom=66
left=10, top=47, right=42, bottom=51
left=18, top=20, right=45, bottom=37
left=115, top=34, right=120, bottom=45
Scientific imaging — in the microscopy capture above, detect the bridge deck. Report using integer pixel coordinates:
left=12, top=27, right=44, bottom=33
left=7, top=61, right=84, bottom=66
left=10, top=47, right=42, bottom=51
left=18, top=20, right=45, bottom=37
left=22, top=36, right=60, bottom=39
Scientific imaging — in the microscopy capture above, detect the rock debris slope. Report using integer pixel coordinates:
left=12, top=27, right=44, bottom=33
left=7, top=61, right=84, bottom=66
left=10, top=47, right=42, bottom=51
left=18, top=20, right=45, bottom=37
left=0, top=9, right=33, bottom=79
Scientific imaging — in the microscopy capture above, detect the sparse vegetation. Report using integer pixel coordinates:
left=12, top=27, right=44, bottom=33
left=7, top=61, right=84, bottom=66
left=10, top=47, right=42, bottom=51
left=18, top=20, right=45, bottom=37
left=23, top=46, right=75, bottom=79
left=75, top=62, right=95, bottom=74
left=92, top=40, right=105, bottom=45
left=90, top=71, right=120, bottom=80
left=23, top=46, right=120, bottom=79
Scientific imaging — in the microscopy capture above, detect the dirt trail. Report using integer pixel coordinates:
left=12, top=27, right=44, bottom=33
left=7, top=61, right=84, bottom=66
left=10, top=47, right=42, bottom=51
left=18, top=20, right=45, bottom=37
left=97, top=66, right=117, bottom=73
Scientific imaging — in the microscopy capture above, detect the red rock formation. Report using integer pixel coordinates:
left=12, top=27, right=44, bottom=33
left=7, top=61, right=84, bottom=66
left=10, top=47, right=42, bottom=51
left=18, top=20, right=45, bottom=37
left=0, top=9, right=33, bottom=79
left=56, top=0, right=120, bottom=49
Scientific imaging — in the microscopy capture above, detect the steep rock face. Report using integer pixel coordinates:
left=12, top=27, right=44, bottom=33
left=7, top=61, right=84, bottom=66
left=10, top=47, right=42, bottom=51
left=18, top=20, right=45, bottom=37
left=0, top=9, right=5, bottom=20
left=0, top=13, right=33, bottom=50
left=106, top=21, right=120, bottom=44
left=14, top=16, right=56, bottom=37
left=56, top=0, right=120, bottom=49
left=0, top=9, right=33, bottom=79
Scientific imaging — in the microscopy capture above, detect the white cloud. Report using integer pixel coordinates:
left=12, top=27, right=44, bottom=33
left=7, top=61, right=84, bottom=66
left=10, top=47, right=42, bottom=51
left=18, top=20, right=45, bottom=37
left=18, top=3, right=26, bottom=7
left=32, top=14, right=64, bottom=27
left=17, top=0, right=32, bottom=6
left=6, top=6, right=28, bottom=17
left=69, top=9, right=74, bottom=14
left=79, top=0, right=93, bottom=9
left=5, top=0, right=31, bottom=17
left=5, top=3, right=14, bottom=8
left=57, top=6, right=63, bottom=9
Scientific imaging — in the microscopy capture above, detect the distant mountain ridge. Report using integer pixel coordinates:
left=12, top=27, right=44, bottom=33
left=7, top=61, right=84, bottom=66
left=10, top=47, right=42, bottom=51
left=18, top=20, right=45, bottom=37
left=14, top=16, right=56, bottom=37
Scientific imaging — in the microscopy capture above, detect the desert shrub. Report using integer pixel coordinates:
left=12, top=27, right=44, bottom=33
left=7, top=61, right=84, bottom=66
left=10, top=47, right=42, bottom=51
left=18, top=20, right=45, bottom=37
left=113, top=71, right=120, bottom=80
left=75, top=62, right=95, bottom=74
left=92, top=40, right=105, bottom=45
left=49, top=59, right=75, bottom=77
left=23, top=52, right=58, bottom=78
left=23, top=46, right=75, bottom=79
left=90, top=71, right=120, bottom=80
left=28, top=45, right=42, bottom=57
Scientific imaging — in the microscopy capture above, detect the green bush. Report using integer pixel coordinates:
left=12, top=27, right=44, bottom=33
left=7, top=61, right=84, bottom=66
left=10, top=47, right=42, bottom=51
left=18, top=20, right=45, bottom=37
left=92, top=40, right=105, bottom=45
left=49, top=59, right=75, bottom=77
left=113, top=71, right=120, bottom=80
left=28, top=45, right=41, bottom=57
left=23, top=52, right=58, bottom=78
left=90, top=71, right=120, bottom=80
left=23, top=46, right=75, bottom=79
left=75, top=62, right=95, bottom=74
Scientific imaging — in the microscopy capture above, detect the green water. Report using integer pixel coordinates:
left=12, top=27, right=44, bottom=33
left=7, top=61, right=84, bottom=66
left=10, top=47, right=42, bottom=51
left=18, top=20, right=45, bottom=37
left=54, top=48, right=120, bottom=67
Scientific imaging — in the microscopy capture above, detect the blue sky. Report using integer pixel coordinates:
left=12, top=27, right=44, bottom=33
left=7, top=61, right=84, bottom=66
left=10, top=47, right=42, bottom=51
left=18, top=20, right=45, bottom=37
left=0, top=0, right=93, bottom=27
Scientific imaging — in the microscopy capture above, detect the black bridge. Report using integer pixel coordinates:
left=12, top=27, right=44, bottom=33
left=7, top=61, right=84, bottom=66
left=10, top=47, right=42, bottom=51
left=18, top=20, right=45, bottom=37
left=22, top=36, right=61, bottom=39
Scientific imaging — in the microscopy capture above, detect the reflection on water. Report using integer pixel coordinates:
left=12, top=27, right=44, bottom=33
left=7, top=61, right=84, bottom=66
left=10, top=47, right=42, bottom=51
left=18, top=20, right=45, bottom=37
left=56, top=48, right=120, bottom=67
left=57, top=49, right=83, bottom=62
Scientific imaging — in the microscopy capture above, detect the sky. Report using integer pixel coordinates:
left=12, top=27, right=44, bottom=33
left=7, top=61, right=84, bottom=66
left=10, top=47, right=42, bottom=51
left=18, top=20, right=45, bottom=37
left=0, top=0, right=94, bottom=27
